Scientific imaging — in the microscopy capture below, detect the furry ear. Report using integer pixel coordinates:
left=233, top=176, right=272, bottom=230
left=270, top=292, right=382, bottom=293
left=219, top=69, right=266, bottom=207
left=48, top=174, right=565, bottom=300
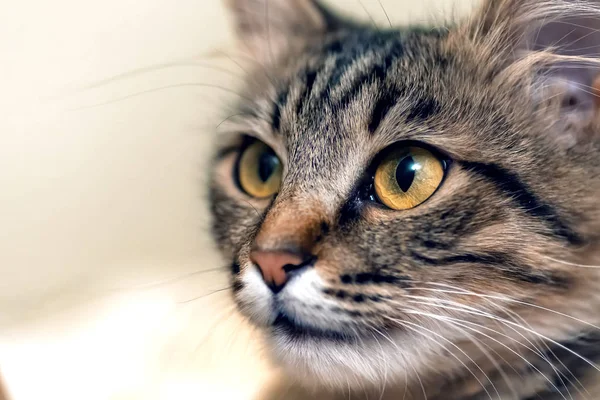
left=469, top=0, right=600, bottom=147
left=225, top=0, right=343, bottom=64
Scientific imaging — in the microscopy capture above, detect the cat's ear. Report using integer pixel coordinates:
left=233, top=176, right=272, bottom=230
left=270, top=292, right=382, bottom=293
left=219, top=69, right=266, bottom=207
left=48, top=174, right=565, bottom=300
left=468, top=0, right=600, bottom=147
left=225, top=0, right=344, bottom=63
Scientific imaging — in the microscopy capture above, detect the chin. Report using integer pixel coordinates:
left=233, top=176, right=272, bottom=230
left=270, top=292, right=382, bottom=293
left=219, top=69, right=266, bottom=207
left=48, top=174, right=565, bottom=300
left=264, top=315, right=427, bottom=390
left=234, top=263, right=437, bottom=390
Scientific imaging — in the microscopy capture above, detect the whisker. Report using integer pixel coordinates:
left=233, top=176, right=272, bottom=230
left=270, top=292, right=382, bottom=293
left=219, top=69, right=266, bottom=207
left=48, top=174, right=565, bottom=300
left=189, top=303, right=238, bottom=357
left=216, top=113, right=252, bottom=129
left=219, top=50, right=278, bottom=87
left=417, top=283, right=600, bottom=331
left=405, top=308, right=572, bottom=400
left=549, top=20, right=600, bottom=52
left=488, top=304, right=586, bottom=397
left=412, top=363, right=427, bottom=400
left=222, top=313, right=251, bottom=358
left=177, top=286, right=232, bottom=304
left=435, top=315, right=521, bottom=400
left=356, top=0, right=380, bottom=32
left=542, top=255, right=600, bottom=269
left=368, top=323, right=426, bottom=400
left=561, top=79, right=600, bottom=98
left=481, top=297, right=589, bottom=397
left=76, top=62, right=240, bottom=92
left=386, top=316, right=499, bottom=400
left=376, top=0, right=393, bottom=28
left=403, top=296, right=600, bottom=374
left=241, top=199, right=262, bottom=219
left=404, top=294, right=571, bottom=391
left=213, top=49, right=252, bottom=75
left=368, top=329, right=388, bottom=400
left=117, top=266, right=228, bottom=291
left=398, top=293, right=583, bottom=397
left=397, top=296, right=553, bottom=365
left=69, top=83, right=254, bottom=111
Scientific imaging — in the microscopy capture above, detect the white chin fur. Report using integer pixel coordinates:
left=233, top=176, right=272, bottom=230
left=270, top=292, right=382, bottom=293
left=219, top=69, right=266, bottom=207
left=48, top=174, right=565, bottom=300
left=236, top=264, right=276, bottom=326
left=269, top=327, right=431, bottom=389
left=279, top=269, right=361, bottom=331
left=236, top=263, right=437, bottom=389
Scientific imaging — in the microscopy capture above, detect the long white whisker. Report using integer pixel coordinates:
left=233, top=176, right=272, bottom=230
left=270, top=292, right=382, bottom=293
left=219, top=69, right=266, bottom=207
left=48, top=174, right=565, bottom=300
left=369, top=330, right=389, bottom=400
left=366, top=324, right=426, bottom=400
left=189, top=303, right=238, bottom=362
left=481, top=297, right=589, bottom=397
left=542, top=255, right=600, bottom=269
left=376, top=0, right=392, bottom=28
left=414, top=283, right=597, bottom=392
left=386, top=317, right=500, bottom=400
left=399, top=293, right=583, bottom=398
left=403, top=298, right=600, bottom=374
left=398, top=294, right=579, bottom=396
left=405, top=290, right=582, bottom=392
left=444, top=318, right=520, bottom=399
left=416, top=283, right=600, bottom=332
left=406, top=309, right=572, bottom=400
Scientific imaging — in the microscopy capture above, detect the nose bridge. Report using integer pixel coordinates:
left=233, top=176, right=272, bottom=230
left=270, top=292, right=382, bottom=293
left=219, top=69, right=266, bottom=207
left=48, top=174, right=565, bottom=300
left=253, top=136, right=365, bottom=252
left=253, top=192, right=330, bottom=253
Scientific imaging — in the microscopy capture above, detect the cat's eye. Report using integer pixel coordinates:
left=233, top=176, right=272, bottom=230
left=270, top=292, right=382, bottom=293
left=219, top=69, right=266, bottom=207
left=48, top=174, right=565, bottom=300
left=237, top=140, right=282, bottom=198
left=374, top=146, right=444, bottom=210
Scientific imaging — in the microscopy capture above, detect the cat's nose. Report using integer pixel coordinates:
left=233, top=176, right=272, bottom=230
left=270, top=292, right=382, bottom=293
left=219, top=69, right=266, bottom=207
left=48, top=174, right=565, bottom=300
left=250, top=250, right=311, bottom=292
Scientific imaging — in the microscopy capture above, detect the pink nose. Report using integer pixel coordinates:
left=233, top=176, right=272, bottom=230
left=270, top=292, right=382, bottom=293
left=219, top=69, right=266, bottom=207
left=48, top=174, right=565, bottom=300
left=250, top=250, right=305, bottom=290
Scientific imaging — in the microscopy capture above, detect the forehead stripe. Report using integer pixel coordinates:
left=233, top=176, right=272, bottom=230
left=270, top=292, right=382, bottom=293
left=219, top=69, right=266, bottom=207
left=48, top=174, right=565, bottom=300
left=331, top=42, right=404, bottom=110
left=272, top=87, right=289, bottom=132
left=295, top=70, right=319, bottom=117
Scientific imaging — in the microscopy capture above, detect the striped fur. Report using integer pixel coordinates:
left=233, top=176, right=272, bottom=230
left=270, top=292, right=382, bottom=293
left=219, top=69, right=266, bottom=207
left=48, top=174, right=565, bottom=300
left=210, top=1, right=600, bottom=398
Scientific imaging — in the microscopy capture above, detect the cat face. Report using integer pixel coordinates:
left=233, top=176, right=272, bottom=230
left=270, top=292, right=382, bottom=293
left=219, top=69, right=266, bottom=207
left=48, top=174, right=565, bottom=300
left=210, top=0, right=600, bottom=391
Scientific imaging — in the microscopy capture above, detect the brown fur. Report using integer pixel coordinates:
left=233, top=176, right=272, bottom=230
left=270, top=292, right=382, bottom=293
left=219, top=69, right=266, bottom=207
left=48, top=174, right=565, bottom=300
left=210, top=0, right=600, bottom=398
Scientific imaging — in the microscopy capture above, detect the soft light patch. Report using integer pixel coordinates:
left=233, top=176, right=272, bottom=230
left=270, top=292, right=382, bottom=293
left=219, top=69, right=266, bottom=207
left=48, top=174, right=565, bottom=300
left=0, top=293, right=175, bottom=400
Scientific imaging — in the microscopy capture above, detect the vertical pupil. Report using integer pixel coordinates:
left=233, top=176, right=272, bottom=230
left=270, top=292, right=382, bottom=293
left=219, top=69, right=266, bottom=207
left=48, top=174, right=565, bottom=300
left=395, top=156, right=416, bottom=192
left=258, top=151, right=277, bottom=182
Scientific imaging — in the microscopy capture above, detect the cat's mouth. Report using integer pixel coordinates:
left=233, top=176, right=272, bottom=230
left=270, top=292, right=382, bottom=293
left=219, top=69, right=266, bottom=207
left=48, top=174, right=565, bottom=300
left=267, top=309, right=415, bottom=388
left=237, top=264, right=385, bottom=343
left=271, top=312, right=360, bottom=342
left=237, top=266, right=418, bottom=386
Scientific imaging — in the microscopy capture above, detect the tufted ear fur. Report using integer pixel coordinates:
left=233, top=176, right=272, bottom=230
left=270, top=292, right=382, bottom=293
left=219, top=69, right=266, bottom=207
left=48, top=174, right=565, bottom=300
left=225, top=0, right=344, bottom=64
left=467, top=0, right=600, bottom=148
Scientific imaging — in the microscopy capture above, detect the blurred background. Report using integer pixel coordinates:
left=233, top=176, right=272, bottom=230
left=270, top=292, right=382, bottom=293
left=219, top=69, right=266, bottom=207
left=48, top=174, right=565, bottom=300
left=1, top=0, right=476, bottom=399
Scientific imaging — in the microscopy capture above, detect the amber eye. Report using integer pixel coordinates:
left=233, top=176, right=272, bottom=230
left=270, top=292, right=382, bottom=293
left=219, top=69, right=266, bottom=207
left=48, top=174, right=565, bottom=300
left=237, top=141, right=282, bottom=198
left=374, top=146, right=445, bottom=210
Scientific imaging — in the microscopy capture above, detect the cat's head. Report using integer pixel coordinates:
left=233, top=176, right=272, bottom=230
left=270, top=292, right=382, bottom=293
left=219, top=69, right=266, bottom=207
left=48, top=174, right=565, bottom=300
left=210, top=0, right=600, bottom=389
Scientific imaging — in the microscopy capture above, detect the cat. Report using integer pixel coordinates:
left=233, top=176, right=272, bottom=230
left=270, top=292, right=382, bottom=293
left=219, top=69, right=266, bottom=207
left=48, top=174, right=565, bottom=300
left=209, top=0, right=600, bottom=398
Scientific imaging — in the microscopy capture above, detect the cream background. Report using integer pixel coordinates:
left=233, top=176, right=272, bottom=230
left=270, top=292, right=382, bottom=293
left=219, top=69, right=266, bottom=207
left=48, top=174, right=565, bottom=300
left=1, top=1, right=475, bottom=399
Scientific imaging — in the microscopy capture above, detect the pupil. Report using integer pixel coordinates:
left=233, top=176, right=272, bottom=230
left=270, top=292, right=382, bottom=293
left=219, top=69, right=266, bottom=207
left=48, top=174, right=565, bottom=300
left=258, top=152, right=278, bottom=182
left=395, top=156, right=416, bottom=192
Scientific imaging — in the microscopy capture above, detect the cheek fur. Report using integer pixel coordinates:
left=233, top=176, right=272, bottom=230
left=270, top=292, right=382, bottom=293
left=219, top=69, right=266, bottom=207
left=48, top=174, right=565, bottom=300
left=236, top=263, right=276, bottom=326
left=279, top=269, right=361, bottom=332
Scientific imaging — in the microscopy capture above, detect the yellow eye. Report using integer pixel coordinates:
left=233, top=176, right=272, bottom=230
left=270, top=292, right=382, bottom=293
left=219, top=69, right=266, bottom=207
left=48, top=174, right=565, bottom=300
left=374, top=146, right=445, bottom=210
left=237, top=141, right=282, bottom=198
